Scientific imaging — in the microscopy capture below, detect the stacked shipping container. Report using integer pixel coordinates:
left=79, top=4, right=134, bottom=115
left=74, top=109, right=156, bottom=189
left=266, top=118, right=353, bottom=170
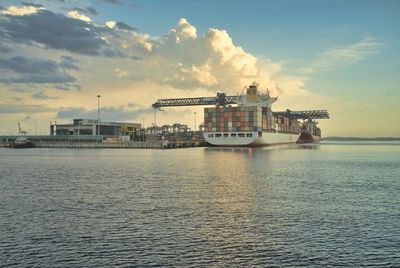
left=204, top=105, right=302, bottom=134
left=204, top=106, right=262, bottom=132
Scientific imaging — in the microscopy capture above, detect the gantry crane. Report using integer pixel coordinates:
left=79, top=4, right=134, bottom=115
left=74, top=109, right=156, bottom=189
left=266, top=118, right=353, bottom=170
left=152, top=92, right=329, bottom=120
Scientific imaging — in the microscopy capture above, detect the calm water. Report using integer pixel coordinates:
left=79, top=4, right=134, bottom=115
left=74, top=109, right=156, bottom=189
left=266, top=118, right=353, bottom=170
left=0, top=142, right=399, bottom=267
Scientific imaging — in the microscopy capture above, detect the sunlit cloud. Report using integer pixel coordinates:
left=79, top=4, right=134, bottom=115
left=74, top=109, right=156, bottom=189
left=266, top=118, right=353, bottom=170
left=106, top=20, right=116, bottom=28
left=67, top=10, right=91, bottom=22
left=115, top=67, right=128, bottom=77
left=1, top=5, right=44, bottom=16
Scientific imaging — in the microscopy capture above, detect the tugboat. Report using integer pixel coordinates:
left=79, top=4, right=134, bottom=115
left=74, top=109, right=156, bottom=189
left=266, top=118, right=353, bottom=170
left=10, top=122, right=35, bottom=148
left=11, top=137, right=35, bottom=148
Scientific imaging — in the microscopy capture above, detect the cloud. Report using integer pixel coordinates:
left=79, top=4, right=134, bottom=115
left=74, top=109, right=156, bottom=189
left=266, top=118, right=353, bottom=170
left=115, top=21, right=137, bottom=31
left=69, top=6, right=98, bottom=16
left=0, top=56, right=59, bottom=74
left=98, top=0, right=123, bottom=5
left=300, top=37, right=383, bottom=73
left=106, top=21, right=138, bottom=31
left=115, top=67, right=128, bottom=77
left=86, top=6, right=98, bottom=15
left=102, top=47, right=126, bottom=57
left=1, top=5, right=43, bottom=16
left=2, top=73, right=75, bottom=84
left=54, top=83, right=82, bottom=91
left=120, top=18, right=276, bottom=93
left=59, top=56, right=80, bottom=71
left=0, top=9, right=107, bottom=56
left=0, top=42, right=14, bottom=53
left=57, top=106, right=153, bottom=121
left=105, top=21, right=116, bottom=28
left=21, top=2, right=43, bottom=8
left=0, top=14, right=309, bottom=96
left=67, top=10, right=91, bottom=22
left=0, top=56, right=76, bottom=84
left=31, top=91, right=57, bottom=100
left=0, top=103, right=53, bottom=113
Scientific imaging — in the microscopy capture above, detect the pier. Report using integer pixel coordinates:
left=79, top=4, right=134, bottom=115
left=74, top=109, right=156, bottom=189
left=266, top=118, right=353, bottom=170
left=0, top=135, right=206, bottom=149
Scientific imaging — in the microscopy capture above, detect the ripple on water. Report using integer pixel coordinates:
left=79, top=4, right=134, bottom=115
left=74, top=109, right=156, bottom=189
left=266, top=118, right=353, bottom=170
left=0, top=146, right=399, bottom=267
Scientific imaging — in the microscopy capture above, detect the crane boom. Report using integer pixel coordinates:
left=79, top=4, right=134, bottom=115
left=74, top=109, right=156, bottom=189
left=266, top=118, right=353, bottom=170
left=152, top=93, right=329, bottom=120
left=273, top=109, right=329, bottom=120
left=152, top=93, right=239, bottom=108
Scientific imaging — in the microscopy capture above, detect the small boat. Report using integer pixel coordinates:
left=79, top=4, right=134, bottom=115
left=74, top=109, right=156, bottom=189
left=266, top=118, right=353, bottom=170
left=11, top=137, right=35, bottom=148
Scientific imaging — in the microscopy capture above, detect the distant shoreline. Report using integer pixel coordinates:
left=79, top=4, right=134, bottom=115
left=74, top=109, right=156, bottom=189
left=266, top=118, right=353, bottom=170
left=322, top=137, right=400, bottom=141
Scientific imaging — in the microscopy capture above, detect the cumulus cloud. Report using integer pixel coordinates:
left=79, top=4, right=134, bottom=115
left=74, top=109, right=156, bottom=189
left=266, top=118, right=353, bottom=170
left=0, top=12, right=319, bottom=96
left=300, top=37, right=383, bottom=73
left=120, top=18, right=273, bottom=93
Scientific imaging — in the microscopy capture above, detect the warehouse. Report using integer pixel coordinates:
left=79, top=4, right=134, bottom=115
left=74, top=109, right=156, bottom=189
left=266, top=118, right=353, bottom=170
left=50, top=119, right=141, bottom=140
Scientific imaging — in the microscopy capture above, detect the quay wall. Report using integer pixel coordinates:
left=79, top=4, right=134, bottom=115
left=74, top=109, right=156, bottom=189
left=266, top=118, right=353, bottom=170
left=0, top=140, right=205, bottom=149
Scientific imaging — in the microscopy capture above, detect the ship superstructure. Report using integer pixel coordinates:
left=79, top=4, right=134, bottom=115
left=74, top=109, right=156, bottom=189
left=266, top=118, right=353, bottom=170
left=152, top=83, right=329, bottom=146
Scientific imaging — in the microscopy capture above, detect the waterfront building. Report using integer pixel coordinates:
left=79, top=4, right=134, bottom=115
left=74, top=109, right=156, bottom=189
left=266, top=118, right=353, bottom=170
left=50, top=119, right=141, bottom=140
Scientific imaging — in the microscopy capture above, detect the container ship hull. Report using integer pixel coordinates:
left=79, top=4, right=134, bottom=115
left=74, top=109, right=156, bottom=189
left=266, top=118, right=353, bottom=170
left=204, top=131, right=299, bottom=147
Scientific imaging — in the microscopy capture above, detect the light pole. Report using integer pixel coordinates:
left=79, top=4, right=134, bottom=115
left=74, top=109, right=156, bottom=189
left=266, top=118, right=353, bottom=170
left=194, top=112, right=197, bottom=132
left=97, top=95, right=101, bottom=135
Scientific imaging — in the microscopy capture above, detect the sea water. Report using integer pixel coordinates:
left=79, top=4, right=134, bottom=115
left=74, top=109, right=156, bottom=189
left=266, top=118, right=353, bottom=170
left=0, top=142, right=399, bottom=267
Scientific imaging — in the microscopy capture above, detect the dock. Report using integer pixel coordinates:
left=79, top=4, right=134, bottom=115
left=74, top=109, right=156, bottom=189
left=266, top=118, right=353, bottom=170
left=0, top=139, right=206, bottom=149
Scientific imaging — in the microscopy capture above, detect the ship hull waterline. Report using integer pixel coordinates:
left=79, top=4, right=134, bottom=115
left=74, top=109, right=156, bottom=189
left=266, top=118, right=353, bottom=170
left=297, top=132, right=321, bottom=144
left=204, top=131, right=300, bottom=147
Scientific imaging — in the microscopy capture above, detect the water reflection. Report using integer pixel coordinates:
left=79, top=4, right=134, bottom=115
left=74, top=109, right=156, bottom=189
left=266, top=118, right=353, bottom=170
left=1, top=144, right=398, bottom=267
left=199, top=146, right=267, bottom=266
left=205, top=143, right=320, bottom=156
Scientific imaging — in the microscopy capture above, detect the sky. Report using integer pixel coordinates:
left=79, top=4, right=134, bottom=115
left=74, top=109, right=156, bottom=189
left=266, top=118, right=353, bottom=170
left=0, top=0, right=399, bottom=137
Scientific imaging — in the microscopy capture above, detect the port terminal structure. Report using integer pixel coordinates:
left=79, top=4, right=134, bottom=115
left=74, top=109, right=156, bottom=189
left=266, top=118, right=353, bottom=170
left=152, top=93, right=329, bottom=121
left=152, top=85, right=329, bottom=146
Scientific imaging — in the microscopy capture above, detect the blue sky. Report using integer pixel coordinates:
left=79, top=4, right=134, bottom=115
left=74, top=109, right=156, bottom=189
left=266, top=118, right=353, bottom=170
left=0, top=0, right=399, bottom=136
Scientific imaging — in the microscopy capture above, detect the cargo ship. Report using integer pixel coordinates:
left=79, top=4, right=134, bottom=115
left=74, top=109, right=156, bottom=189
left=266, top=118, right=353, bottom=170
left=152, top=83, right=329, bottom=147
left=203, top=84, right=298, bottom=146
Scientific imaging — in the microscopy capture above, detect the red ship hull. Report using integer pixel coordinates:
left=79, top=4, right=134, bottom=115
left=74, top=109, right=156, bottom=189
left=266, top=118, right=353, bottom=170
left=297, top=132, right=321, bottom=144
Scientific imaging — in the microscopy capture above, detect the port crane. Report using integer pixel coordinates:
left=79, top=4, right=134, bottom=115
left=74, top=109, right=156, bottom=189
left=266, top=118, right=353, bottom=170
left=18, top=122, right=28, bottom=135
left=152, top=92, right=329, bottom=120
left=152, top=92, right=238, bottom=109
